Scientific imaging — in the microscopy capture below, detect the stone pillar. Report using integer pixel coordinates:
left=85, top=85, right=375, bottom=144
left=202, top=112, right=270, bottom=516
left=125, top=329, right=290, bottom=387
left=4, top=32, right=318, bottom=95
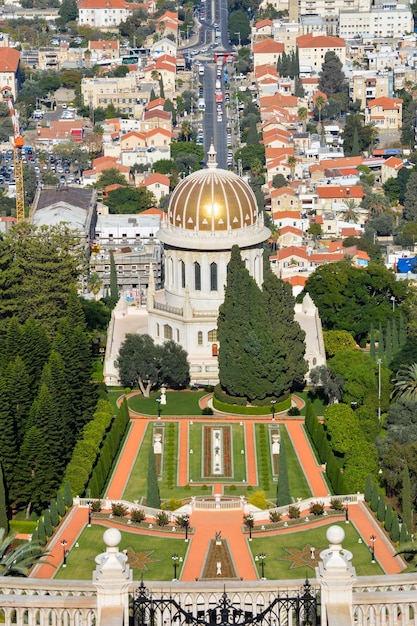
left=316, top=525, right=356, bottom=626
left=93, top=528, right=132, bottom=625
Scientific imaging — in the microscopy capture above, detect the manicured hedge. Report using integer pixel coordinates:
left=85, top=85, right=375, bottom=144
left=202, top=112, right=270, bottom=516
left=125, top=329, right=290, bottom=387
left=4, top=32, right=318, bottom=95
left=213, top=395, right=291, bottom=415
left=63, top=398, right=130, bottom=497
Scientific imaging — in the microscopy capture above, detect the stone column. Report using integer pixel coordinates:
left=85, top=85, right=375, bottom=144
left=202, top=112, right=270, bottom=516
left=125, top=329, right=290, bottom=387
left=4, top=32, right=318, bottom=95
left=93, top=528, right=132, bottom=625
left=316, top=525, right=356, bottom=626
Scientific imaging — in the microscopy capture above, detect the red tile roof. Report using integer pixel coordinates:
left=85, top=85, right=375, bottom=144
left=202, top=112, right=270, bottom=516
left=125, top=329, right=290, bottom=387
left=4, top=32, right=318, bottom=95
left=254, top=39, right=285, bottom=54
left=367, top=97, right=403, bottom=109
left=0, top=47, right=19, bottom=72
left=296, top=33, right=345, bottom=48
left=317, top=185, right=364, bottom=199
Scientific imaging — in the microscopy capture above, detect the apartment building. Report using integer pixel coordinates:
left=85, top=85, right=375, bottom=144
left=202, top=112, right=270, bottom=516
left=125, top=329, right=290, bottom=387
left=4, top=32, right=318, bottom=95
left=339, top=4, right=413, bottom=40
left=81, top=75, right=140, bottom=115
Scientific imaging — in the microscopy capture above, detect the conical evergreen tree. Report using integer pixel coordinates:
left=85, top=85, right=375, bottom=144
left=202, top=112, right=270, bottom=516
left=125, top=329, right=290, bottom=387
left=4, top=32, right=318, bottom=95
left=392, top=319, right=399, bottom=354
left=369, top=324, right=376, bottom=361
left=64, top=481, right=73, bottom=508
left=262, top=269, right=307, bottom=397
left=385, top=320, right=392, bottom=364
left=20, top=318, right=50, bottom=395
left=6, top=357, right=32, bottom=444
left=378, top=322, right=384, bottom=357
left=377, top=494, right=386, bottom=522
left=351, top=128, right=360, bottom=156
left=390, top=513, right=400, bottom=542
left=399, top=313, right=406, bottom=346
left=402, top=460, right=412, bottom=533
left=43, top=509, right=53, bottom=537
left=385, top=503, right=393, bottom=532
left=147, top=447, right=161, bottom=509
left=57, top=491, right=66, bottom=517
left=11, top=426, right=50, bottom=514
left=0, top=379, right=17, bottom=494
left=1, top=317, right=23, bottom=372
left=218, top=246, right=272, bottom=401
left=0, top=465, right=9, bottom=535
left=364, top=475, right=373, bottom=502
left=370, top=484, right=379, bottom=512
left=50, top=500, right=59, bottom=527
left=400, top=521, right=409, bottom=544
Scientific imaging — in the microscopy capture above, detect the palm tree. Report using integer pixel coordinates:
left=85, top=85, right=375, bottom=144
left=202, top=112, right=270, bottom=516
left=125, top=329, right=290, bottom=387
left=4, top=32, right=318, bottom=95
left=395, top=543, right=417, bottom=569
left=392, top=363, right=417, bottom=401
left=361, top=193, right=391, bottom=218
left=87, top=272, right=103, bottom=301
left=297, top=106, right=308, bottom=132
left=0, top=529, right=47, bottom=576
left=342, top=199, right=360, bottom=223
left=287, top=156, right=297, bottom=179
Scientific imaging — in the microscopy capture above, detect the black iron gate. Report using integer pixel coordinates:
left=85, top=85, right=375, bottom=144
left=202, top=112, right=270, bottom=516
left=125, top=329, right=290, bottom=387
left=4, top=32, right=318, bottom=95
left=132, top=579, right=319, bottom=626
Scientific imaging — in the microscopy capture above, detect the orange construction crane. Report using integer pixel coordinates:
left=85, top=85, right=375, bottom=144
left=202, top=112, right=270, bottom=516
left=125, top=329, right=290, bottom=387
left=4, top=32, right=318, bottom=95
left=6, top=98, right=25, bottom=222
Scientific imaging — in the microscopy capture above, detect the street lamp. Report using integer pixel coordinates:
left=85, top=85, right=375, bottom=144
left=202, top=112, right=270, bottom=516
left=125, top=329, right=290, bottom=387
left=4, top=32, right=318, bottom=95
left=183, top=514, right=190, bottom=542
left=172, top=553, right=182, bottom=580
left=246, top=513, right=254, bottom=541
left=377, top=358, right=382, bottom=422
left=255, top=553, right=266, bottom=580
left=271, top=399, right=276, bottom=421
left=156, top=397, right=162, bottom=418
left=87, top=500, right=92, bottom=527
left=61, top=539, right=68, bottom=567
left=370, top=535, right=376, bottom=563
left=390, top=295, right=396, bottom=312
left=344, top=498, right=349, bottom=522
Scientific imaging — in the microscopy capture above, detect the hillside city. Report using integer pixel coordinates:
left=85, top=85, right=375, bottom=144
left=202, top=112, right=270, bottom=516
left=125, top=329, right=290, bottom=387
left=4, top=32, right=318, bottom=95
left=0, top=0, right=417, bottom=621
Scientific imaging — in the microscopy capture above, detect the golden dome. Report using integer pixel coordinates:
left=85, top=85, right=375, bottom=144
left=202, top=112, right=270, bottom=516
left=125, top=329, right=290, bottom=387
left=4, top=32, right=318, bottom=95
left=168, top=144, right=258, bottom=232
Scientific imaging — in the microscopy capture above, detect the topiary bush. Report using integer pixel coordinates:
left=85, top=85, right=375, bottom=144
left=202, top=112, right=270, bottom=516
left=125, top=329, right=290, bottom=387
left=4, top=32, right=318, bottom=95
left=202, top=407, right=214, bottom=415
left=330, top=498, right=343, bottom=511
left=91, top=500, right=102, bottom=512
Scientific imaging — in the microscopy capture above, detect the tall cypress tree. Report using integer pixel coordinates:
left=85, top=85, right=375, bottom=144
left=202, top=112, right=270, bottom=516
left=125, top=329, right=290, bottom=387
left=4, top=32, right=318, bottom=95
left=262, top=269, right=307, bottom=397
left=369, top=324, right=376, bottom=361
left=385, top=320, right=392, bottom=364
left=402, top=460, right=412, bottom=533
left=0, top=465, right=9, bottom=535
left=218, top=246, right=271, bottom=401
left=378, top=322, right=384, bottom=357
left=399, top=313, right=406, bottom=346
left=6, top=356, right=32, bottom=445
left=147, top=447, right=161, bottom=509
left=11, top=425, right=50, bottom=514
left=392, top=319, right=399, bottom=354
left=0, top=379, right=17, bottom=495
left=20, top=318, right=50, bottom=395
left=109, top=251, right=119, bottom=307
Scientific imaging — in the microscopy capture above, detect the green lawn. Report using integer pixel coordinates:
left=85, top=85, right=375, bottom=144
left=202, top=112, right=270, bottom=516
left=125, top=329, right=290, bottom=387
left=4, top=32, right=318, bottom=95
left=127, top=390, right=207, bottom=416
left=281, top=426, right=312, bottom=501
left=188, top=422, right=246, bottom=483
left=248, top=522, right=385, bottom=579
left=107, top=389, right=125, bottom=411
left=9, top=520, right=37, bottom=534
left=55, top=524, right=189, bottom=581
left=122, top=422, right=209, bottom=501
left=294, top=392, right=327, bottom=417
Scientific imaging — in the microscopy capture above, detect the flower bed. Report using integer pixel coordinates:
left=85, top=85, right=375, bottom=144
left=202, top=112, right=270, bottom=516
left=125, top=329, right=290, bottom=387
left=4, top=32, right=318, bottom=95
left=203, top=425, right=232, bottom=478
left=201, top=539, right=239, bottom=579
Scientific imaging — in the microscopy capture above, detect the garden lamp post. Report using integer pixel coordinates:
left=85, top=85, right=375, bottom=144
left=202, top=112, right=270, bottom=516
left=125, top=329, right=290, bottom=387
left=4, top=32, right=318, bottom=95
left=246, top=513, right=254, bottom=541
left=172, top=554, right=182, bottom=580
left=391, top=295, right=396, bottom=312
left=156, top=397, right=162, bottom=418
left=61, top=539, right=68, bottom=567
left=271, top=399, right=276, bottom=421
left=87, top=500, right=92, bottom=527
left=183, top=514, right=190, bottom=542
left=344, top=497, right=349, bottom=524
left=370, top=535, right=376, bottom=563
left=256, top=553, right=266, bottom=580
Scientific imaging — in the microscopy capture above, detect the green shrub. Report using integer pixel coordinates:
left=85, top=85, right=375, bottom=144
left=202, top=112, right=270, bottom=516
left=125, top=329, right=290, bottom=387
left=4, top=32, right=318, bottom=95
left=370, top=485, right=379, bottom=512
left=249, top=490, right=268, bottom=510
left=163, top=498, right=183, bottom=511
left=202, top=406, right=214, bottom=415
left=213, top=390, right=291, bottom=414
left=310, top=501, right=325, bottom=516
left=230, top=484, right=236, bottom=491
left=155, top=511, right=169, bottom=526
left=288, top=505, right=300, bottom=519
left=124, top=387, right=131, bottom=394
left=330, top=498, right=343, bottom=511
left=91, top=500, right=102, bottom=512
left=385, top=503, right=393, bottom=532
left=131, top=508, right=146, bottom=523
left=377, top=495, right=386, bottom=522
left=364, top=475, right=373, bottom=502
left=390, top=513, right=400, bottom=542
left=288, top=406, right=300, bottom=416
left=269, top=510, right=282, bottom=522
left=111, top=502, right=128, bottom=517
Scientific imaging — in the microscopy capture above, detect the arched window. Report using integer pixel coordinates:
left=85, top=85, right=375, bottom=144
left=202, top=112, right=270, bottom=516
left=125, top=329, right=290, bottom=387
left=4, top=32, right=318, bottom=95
left=197, top=331, right=203, bottom=345
left=208, top=329, right=217, bottom=342
left=156, top=323, right=160, bottom=337
left=164, top=324, right=172, bottom=340
left=210, top=262, right=217, bottom=291
left=194, top=262, right=201, bottom=291
left=180, top=260, right=185, bottom=289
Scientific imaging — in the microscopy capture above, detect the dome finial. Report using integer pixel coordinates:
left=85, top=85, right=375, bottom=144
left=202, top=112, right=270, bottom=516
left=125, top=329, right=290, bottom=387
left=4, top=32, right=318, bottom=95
left=207, top=141, right=217, bottom=169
